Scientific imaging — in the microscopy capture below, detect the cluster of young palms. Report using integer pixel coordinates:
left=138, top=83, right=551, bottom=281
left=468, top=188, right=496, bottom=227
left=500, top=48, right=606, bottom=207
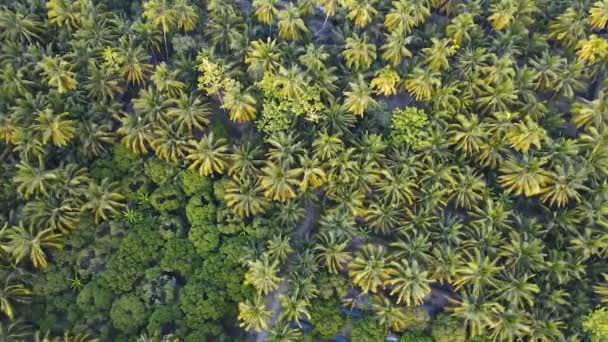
left=0, top=0, right=607, bottom=339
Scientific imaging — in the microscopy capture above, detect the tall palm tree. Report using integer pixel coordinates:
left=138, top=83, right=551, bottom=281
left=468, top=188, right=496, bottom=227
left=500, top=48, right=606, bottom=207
left=453, top=248, right=503, bottom=297
left=143, top=0, right=177, bottom=56
left=259, top=162, right=301, bottom=202
left=32, top=109, right=75, bottom=147
left=38, top=56, right=77, bottom=94
left=344, top=0, right=378, bottom=27
left=278, top=293, right=310, bottom=327
left=506, top=116, right=549, bottom=153
left=541, top=164, right=588, bottom=207
left=497, top=273, right=540, bottom=309
left=133, top=87, right=172, bottom=127
left=277, top=4, right=308, bottom=41
left=12, top=162, right=57, bottom=200
left=404, top=67, right=440, bottom=101
left=266, top=235, right=293, bottom=264
left=344, top=76, right=377, bottom=116
left=488, top=0, right=517, bottom=30
left=225, top=178, right=269, bottom=217
left=314, top=232, right=351, bottom=274
left=252, top=0, right=279, bottom=26
left=82, top=179, right=126, bottom=224
left=342, top=34, right=377, bottom=71
left=244, top=253, right=281, bottom=295
left=590, top=0, right=608, bottom=29
left=449, top=294, right=501, bottom=337
left=0, top=273, right=32, bottom=320
left=385, top=259, right=432, bottom=306
left=298, top=155, right=326, bottom=191
left=167, top=92, right=210, bottom=135
left=238, top=296, right=272, bottom=332
left=365, top=200, right=402, bottom=234
left=348, top=244, right=388, bottom=294
left=267, top=324, right=302, bottom=342
left=0, top=8, right=44, bottom=43
left=151, top=126, right=190, bottom=163
left=380, top=30, right=413, bottom=66
left=5, top=223, right=63, bottom=269
left=449, top=167, right=485, bottom=210
left=371, top=296, right=409, bottom=332
left=115, top=113, right=155, bottom=155
left=371, top=66, right=401, bottom=96
left=498, top=156, right=553, bottom=197
left=151, top=62, right=185, bottom=96
left=185, top=133, right=229, bottom=176
left=171, top=0, right=198, bottom=31
left=446, top=13, right=475, bottom=46
left=84, top=62, right=121, bottom=103
left=24, top=198, right=80, bottom=234
left=245, top=38, right=282, bottom=79
left=223, top=85, right=257, bottom=123
left=228, top=142, right=264, bottom=180
left=488, top=309, right=532, bottom=341
left=422, top=38, right=457, bottom=71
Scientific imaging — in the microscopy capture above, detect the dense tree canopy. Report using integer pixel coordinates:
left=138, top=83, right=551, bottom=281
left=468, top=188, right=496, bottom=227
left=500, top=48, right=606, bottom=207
left=0, top=0, right=608, bottom=340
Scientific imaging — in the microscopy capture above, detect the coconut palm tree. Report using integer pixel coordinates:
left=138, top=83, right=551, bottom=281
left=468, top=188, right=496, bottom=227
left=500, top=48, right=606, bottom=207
left=225, top=178, right=268, bottom=217
left=278, top=293, right=310, bottom=327
left=245, top=38, right=282, bottom=79
left=259, top=162, right=301, bottom=202
left=32, top=109, right=75, bottom=147
left=38, top=56, right=77, bottom=94
left=344, top=0, right=378, bottom=27
left=24, top=198, right=80, bottom=234
left=151, top=126, right=190, bottom=163
left=380, top=30, right=413, bottom=66
left=449, top=294, right=501, bottom=337
left=5, top=223, right=63, bottom=269
left=84, top=62, right=121, bottom=103
left=541, top=164, right=588, bottom=207
left=244, top=253, right=281, bottom=295
left=371, top=66, right=401, bottom=96
left=498, top=155, right=553, bottom=197
left=252, top=0, right=279, bottom=26
left=385, top=259, right=432, bottom=306
left=267, top=324, right=302, bottom=342
left=314, top=232, right=351, bottom=274
left=82, top=179, right=126, bottom=224
left=0, top=8, right=44, bottom=43
left=185, top=133, right=229, bottom=176
left=404, top=67, right=440, bottom=101
left=453, top=248, right=503, bottom=297
left=167, top=92, right=210, bottom=135
left=448, top=114, right=487, bottom=156
left=590, top=0, right=608, bottom=29
left=449, top=167, right=485, bottom=210
left=151, top=62, right=185, bottom=96
left=133, top=87, right=172, bottom=127
left=348, top=244, right=388, bottom=294
left=223, top=85, right=257, bottom=123
left=372, top=296, right=409, bottom=332
left=342, top=34, right=377, bottom=72
left=575, top=35, right=608, bottom=65
left=548, top=7, right=587, bottom=50
left=173, top=0, right=198, bottom=31
left=298, top=155, right=326, bottom=191
left=238, top=296, right=272, bottom=332
left=344, top=76, right=377, bottom=116
left=115, top=113, right=155, bottom=155
left=266, top=235, right=293, bottom=264
left=446, top=13, right=475, bottom=46
left=422, top=38, right=457, bottom=71
left=0, top=271, right=32, bottom=320
left=384, top=0, right=422, bottom=33
left=277, top=4, right=308, bottom=41
left=497, top=273, right=540, bottom=309
left=143, top=0, right=176, bottom=56
left=228, top=142, right=264, bottom=180
left=12, top=162, right=58, bottom=200
left=488, top=309, right=532, bottom=341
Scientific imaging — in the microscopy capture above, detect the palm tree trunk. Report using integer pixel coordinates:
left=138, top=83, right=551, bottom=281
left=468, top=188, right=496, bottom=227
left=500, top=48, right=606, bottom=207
left=315, top=14, right=329, bottom=36
left=163, top=30, right=169, bottom=59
